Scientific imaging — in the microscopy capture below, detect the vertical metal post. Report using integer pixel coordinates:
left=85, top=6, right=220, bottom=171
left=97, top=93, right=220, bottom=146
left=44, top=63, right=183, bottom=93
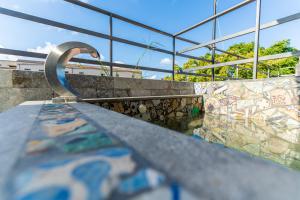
left=296, top=57, right=300, bottom=76
left=236, top=66, right=239, bottom=79
left=172, top=36, right=176, bottom=80
left=267, top=67, right=270, bottom=78
left=211, top=0, right=217, bottom=81
left=109, top=14, right=113, bottom=76
left=253, top=0, right=262, bottom=79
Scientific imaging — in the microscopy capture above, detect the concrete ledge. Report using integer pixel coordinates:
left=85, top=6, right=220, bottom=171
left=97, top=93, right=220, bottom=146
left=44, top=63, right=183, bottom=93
left=0, top=101, right=43, bottom=197
left=83, top=94, right=202, bottom=102
left=74, top=103, right=300, bottom=199
left=1, top=101, right=300, bottom=199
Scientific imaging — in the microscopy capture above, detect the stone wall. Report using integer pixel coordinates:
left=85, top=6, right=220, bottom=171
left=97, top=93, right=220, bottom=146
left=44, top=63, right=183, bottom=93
left=195, top=77, right=300, bottom=124
left=0, top=69, right=194, bottom=112
left=87, top=95, right=203, bottom=126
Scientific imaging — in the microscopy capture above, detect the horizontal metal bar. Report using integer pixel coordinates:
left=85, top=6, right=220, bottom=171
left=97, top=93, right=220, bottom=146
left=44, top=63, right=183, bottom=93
left=112, top=37, right=172, bottom=55
left=0, top=7, right=173, bottom=55
left=0, top=7, right=111, bottom=38
left=231, top=64, right=267, bottom=74
left=177, top=71, right=212, bottom=77
left=0, top=48, right=47, bottom=59
left=176, top=71, right=227, bottom=79
left=64, top=0, right=173, bottom=37
left=215, top=48, right=246, bottom=59
left=175, top=0, right=255, bottom=36
left=176, top=53, right=212, bottom=63
left=179, top=12, right=300, bottom=54
left=65, top=0, right=231, bottom=55
left=0, top=48, right=173, bottom=73
left=176, top=36, right=248, bottom=59
left=175, top=36, right=200, bottom=45
left=65, top=0, right=218, bottom=49
left=184, top=51, right=300, bottom=72
left=108, top=62, right=173, bottom=73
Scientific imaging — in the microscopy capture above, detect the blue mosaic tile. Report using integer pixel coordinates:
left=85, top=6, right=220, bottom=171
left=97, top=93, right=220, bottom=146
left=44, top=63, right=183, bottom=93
left=18, top=186, right=70, bottom=200
left=72, top=160, right=110, bottom=200
left=118, top=168, right=165, bottom=194
left=6, top=103, right=194, bottom=200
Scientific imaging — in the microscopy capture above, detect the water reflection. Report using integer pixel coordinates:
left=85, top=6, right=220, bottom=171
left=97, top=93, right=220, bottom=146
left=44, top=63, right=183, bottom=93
left=191, top=114, right=300, bottom=171
left=157, top=114, right=300, bottom=171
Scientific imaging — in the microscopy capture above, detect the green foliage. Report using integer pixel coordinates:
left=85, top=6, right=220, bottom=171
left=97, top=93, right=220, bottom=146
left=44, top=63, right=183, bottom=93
left=166, top=40, right=298, bottom=82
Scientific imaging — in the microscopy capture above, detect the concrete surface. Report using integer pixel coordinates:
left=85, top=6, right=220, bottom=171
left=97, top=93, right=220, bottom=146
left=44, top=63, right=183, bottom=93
left=0, top=101, right=300, bottom=199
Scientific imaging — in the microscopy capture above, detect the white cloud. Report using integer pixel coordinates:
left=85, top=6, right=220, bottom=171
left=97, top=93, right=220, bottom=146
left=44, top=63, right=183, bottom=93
left=27, top=42, right=57, bottom=54
left=114, top=61, right=125, bottom=64
left=160, top=58, right=172, bottom=65
left=97, top=54, right=105, bottom=61
left=71, top=31, right=79, bottom=35
left=148, top=75, right=157, bottom=79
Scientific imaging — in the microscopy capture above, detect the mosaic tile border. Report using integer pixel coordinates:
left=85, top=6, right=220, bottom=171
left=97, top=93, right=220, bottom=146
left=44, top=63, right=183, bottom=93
left=5, top=103, right=196, bottom=200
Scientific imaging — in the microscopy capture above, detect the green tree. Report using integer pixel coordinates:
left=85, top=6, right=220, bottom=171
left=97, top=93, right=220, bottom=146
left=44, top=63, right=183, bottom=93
left=165, top=40, right=298, bottom=82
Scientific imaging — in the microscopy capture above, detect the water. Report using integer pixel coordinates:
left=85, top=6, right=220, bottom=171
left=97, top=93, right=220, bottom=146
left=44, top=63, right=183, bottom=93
left=154, top=114, right=300, bottom=171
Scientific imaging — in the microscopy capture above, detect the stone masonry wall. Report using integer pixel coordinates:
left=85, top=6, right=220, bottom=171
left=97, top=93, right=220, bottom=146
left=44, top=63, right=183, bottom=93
left=195, top=77, right=300, bottom=124
left=88, top=96, right=203, bottom=126
left=0, top=69, right=194, bottom=112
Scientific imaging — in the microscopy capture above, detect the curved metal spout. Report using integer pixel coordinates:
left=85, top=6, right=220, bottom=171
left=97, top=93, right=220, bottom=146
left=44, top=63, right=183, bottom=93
left=44, top=42, right=100, bottom=98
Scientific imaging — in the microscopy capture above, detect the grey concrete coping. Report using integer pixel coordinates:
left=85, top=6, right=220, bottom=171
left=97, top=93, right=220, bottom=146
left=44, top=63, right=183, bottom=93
left=0, top=101, right=44, bottom=199
left=0, top=101, right=300, bottom=200
left=82, top=94, right=202, bottom=103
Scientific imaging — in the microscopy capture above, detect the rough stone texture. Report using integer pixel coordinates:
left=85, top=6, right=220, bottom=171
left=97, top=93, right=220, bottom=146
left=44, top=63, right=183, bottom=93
left=0, top=70, right=12, bottom=88
left=0, top=88, right=53, bottom=112
left=1, top=101, right=300, bottom=199
left=195, top=77, right=300, bottom=122
left=0, top=69, right=195, bottom=112
left=88, top=96, right=203, bottom=124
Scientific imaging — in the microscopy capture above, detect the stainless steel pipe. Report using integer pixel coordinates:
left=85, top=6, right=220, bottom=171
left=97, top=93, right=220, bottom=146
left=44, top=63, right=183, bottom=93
left=44, top=42, right=100, bottom=98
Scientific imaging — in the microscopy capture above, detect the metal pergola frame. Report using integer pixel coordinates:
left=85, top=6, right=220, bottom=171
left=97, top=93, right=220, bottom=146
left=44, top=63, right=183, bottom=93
left=0, top=0, right=299, bottom=81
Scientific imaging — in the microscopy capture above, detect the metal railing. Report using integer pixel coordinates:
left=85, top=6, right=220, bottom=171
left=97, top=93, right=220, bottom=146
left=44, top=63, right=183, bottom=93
left=0, top=0, right=216, bottom=80
left=177, top=0, right=300, bottom=80
left=0, top=0, right=299, bottom=81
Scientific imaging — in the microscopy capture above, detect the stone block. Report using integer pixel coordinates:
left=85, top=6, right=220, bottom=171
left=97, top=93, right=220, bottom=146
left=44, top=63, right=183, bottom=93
left=67, top=74, right=96, bottom=89
left=96, top=89, right=114, bottom=98
left=129, top=89, right=151, bottom=97
left=0, top=88, right=53, bottom=112
left=113, top=77, right=143, bottom=90
left=0, top=70, right=13, bottom=88
left=180, top=89, right=194, bottom=95
left=29, top=72, right=49, bottom=88
left=171, top=81, right=194, bottom=90
left=140, top=79, right=171, bottom=90
left=75, top=88, right=97, bottom=98
left=11, top=70, right=33, bottom=88
left=113, top=89, right=130, bottom=97
left=95, top=76, right=114, bottom=90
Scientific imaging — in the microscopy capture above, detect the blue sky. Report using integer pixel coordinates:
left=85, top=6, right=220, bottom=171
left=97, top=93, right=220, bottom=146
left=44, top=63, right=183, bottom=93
left=0, top=0, right=299, bottom=79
